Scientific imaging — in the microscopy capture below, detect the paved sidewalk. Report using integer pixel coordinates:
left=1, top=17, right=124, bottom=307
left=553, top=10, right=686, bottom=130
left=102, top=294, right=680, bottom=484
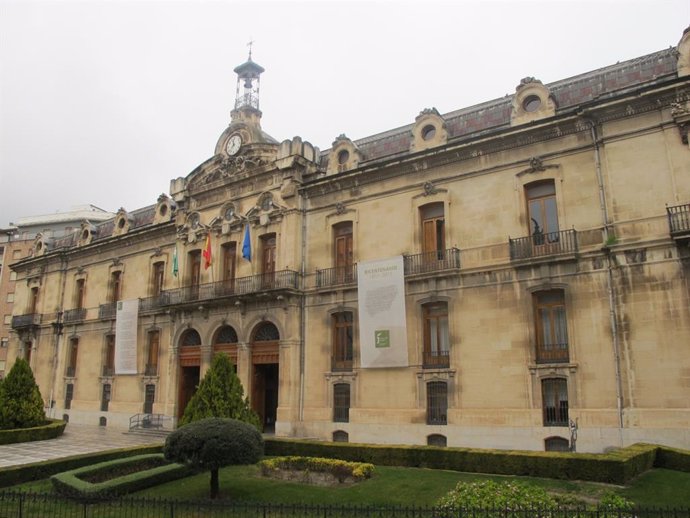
left=0, top=424, right=163, bottom=468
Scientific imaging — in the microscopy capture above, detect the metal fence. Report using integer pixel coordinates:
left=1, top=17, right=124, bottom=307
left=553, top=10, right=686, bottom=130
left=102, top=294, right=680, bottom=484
left=509, top=229, right=578, bottom=261
left=0, top=493, right=687, bottom=518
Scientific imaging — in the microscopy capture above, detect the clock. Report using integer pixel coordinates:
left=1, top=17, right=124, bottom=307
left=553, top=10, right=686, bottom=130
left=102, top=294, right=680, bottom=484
left=226, top=134, right=242, bottom=156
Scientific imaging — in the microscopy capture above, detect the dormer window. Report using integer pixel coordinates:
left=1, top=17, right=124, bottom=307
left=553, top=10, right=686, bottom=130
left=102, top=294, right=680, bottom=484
left=511, top=78, right=556, bottom=126
left=522, top=95, right=542, bottom=112
left=337, top=150, right=350, bottom=165
left=421, top=125, right=436, bottom=140
left=410, top=108, right=447, bottom=152
left=223, top=204, right=236, bottom=221
left=259, top=194, right=273, bottom=212
left=187, top=213, right=200, bottom=229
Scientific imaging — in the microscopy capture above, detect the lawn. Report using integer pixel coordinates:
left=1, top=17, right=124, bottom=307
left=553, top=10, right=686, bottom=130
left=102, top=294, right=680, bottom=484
left=14, top=463, right=690, bottom=507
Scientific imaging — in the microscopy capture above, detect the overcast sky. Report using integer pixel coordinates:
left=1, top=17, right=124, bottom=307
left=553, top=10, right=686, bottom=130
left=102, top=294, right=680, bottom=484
left=1, top=0, right=688, bottom=228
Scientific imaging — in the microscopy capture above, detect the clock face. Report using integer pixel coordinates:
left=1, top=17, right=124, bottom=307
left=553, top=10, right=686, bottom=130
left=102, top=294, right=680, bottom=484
left=226, top=135, right=242, bottom=156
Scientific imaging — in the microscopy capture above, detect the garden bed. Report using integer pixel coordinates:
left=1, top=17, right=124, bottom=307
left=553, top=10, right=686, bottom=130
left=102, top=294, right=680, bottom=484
left=260, top=456, right=374, bottom=487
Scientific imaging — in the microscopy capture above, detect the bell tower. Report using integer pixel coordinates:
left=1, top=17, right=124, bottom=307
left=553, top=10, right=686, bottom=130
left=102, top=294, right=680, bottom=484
left=231, top=42, right=265, bottom=125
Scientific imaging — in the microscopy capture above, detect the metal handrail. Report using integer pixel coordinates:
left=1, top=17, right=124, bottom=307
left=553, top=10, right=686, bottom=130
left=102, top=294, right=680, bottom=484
left=11, top=313, right=41, bottom=329
left=63, top=308, right=86, bottom=323
left=128, top=413, right=170, bottom=431
left=667, top=202, right=690, bottom=234
left=404, top=248, right=461, bottom=275
left=509, top=229, right=578, bottom=260
left=316, top=264, right=357, bottom=288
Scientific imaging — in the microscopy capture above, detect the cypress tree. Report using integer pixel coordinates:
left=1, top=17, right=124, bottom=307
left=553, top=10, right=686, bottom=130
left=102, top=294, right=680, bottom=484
left=179, top=353, right=261, bottom=429
left=0, top=358, right=46, bottom=430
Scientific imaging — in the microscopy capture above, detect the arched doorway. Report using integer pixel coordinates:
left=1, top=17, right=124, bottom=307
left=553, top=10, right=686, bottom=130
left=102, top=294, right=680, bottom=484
left=251, top=322, right=280, bottom=433
left=177, top=328, right=202, bottom=419
left=212, top=325, right=239, bottom=370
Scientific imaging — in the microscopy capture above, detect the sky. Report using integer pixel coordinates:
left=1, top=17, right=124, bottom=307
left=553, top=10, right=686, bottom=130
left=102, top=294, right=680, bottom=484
left=0, top=0, right=688, bottom=228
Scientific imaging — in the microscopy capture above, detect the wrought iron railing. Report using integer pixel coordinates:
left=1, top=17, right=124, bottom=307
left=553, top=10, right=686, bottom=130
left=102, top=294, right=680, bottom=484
left=63, top=308, right=86, bottom=324
left=98, top=302, right=117, bottom=320
left=65, top=366, right=76, bottom=378
left=544, top=401, right=569, bottom=427
left=128, top=413, right=169, bottom=431
left=509, top=229, right=578, bottom=260
left=160, top=270, right=299, bottom=306
left=404, top=248, right=460, bottom=275
left=667, top=202, right=690, bottom=234
left=331, top=358, right=353, bottom=372
left=144, top=364, right=158, bottom=376
left=101, top=366, right=114, bottom=376
left=536, top=343, right=570, bottom=364
left=316, top=264, right=357, bottom=288
left=11, top=313, right=41, bottom=329
left=423, top=350, right=450, bottom=369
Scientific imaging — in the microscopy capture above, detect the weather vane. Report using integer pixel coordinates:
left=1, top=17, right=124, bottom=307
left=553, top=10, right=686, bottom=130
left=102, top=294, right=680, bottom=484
left=247, top=38, right=254, bottom=60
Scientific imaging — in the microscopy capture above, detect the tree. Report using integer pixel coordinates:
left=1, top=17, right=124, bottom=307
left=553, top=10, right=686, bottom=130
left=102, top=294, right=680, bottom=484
left=164, top=417, right=263, bottom=499
left=0, top=358, right=46, bottom=430
left=179, top=353, right=261, bottom=429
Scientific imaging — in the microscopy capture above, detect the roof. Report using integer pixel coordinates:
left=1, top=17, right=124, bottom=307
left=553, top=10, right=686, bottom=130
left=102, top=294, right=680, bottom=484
left=15, top=205, right=114, bottom=227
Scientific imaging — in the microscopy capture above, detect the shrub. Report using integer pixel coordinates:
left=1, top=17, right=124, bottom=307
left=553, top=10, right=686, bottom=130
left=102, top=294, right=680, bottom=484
left=164, top=417, right=263, bottom=499
left=0, top=418, right=65, bottom=445
left=436, top=480, right=557, bottom=515
left=0, top=359, right=45, bottom=430
left=179, top=353, right=260, bottom=429
left=655, top=445, right=690, bottom=472
left=260, top=456, right=374, bottom=482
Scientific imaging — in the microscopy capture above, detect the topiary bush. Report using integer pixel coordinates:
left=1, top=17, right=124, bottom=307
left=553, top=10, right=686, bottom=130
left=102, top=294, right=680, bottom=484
left=436, top=480, right=557, bottom=516
left=0, top=359, right=45, bottom=430
left=164, top=417, right=263, bottom=499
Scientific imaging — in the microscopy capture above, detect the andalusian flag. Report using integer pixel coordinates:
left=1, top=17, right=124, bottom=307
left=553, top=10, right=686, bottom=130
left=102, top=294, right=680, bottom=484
left=203, top=233, right=212, bottom=270
left=172, top=244, right=178, bottom=277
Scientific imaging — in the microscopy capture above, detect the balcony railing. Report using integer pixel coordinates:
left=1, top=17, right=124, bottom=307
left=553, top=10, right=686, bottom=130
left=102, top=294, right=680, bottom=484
left=98, top=302, right=117, bottom=320
left=667, top=203, right=690, bottom=235
left=404, top=248, right=460, bottom=275
left=316, top=265, right=357, bottom=288
left=544, top=401, right=569, bottom=427
left=63, top=308, right=86, bottom=324
left=535, top=343, right=569, bottom=364
left=422, top=350, right=450, bottom=369
left=160, top=270, right=299, bottom=306
left=65, top=366, right=76, bottom=378
left=102, top=366, right=115, bottom=377
left=144, top=364, right=158, bottom=376
left=331, top=358, right=353, bottom=372
left=11, top=313, right=41, bottom=329
left=509, top=229, right=578, bottom=261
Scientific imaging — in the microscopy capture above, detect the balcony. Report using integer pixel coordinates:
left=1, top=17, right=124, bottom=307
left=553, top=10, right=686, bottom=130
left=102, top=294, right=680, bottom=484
left=535, top=343, right=569, bottom=364
left=404, top=248, right=460, bottom=276
left=667, top=203, right=690, bottom=241
left=65, top=366, right=76, bottom=378
left=63, top=308, right=87, bottom=324
left=316, top=265, right=357, bottom=288
left=11, top=313, right=41, bottom=330
left=331, top=358, right=353, bottom=372
left=101, top=366, right=115, bottom=377
left=509, top=229, right=578, bottom=261
left=160, top=270, right=300, bottom=308
left=99, top=302, right=117, bottom=320
left=144, top=364, right=158, bottom=376
left=422, top=350, right=450, bottom=369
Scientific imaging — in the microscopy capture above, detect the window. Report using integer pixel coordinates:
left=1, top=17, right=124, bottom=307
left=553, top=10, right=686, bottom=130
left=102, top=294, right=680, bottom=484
left=152, top=262, right=165, bottom=296
left=188, top=250, right=201, bottom=297
left=260, top=234, right=276, bottom=287
left=332, top=430, right=349, bottom=442
left=65, top=383, right=74, bottom=409
left=545, top=436, right=570, bottom=451
left=29, top=287, right=39, bottom=313
left=146, top=330, right=160, bottom=376
left=523, top=95, right=542, bottom=112
left=421, top=124, right=436, bottom=141
left=101, top=384, right=111, bottom=412
left=333, top=383, right=350, bottom=422
left=426, top=381, right=448, bottom=425
left=427, top=434, right=447, bottom=447
left=5, top=293, right=13, bottom=303
left=3, top=315, right=10, bottom=325
left=103, top=335, right=115, bottom=376
left=0, top=338, right=8, bottom=348
left=542, top=378, right=568, bottom=426
left=23, top=340, right=32, bottom=364
left=332, top=312, right=353, bottom=371
left=526, top=181, right=559, bottom=243
left=337, top=150, right=349, bottom=165
left=181, top=329, right=202, bottom=347
left=333, top=222, right=354, bottom=283
left=422, top=303, right=450, bottom=368
left=75, top=279, right=85, bottom=309
left=420, top=203, right=445, bottom=260
left=534, top=290, right=569, bottom=363
left=109, top=271, right=122, bottom=303
left=66, top=338, right=78, bottom=377
left=221, top=242, right=237, bottom=294
left=143, top=384, right=155, bottom=414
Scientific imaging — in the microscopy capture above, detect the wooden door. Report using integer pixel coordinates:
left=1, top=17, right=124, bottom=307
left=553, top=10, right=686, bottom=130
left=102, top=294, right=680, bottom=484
left=189, top=251, right=201, bottom=300
left=261, top=235, right=276, bottom=288
left=334, top=223, right=353, bottom=283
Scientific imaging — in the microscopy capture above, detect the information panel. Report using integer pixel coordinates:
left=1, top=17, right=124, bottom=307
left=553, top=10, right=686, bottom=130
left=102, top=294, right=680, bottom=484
left=357, top=256, right=408, bottom=368
left=115, top=299, right=139, bottom=374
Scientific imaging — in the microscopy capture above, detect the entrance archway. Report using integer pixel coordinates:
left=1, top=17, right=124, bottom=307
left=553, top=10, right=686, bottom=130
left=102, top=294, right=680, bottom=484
left=250, top=322, right=280, bottom=433
left=177, top=328, right=202, bottom=419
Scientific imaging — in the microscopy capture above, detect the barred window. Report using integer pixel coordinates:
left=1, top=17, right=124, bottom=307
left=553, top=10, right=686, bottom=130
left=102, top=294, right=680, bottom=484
left=333, top=383, right=350, bottom=423
left=332, top=430, right=349, bottom=443
left=65, top=383, right=74, bottom=410
left=542, top=378, right=568, bottom=426
left=427, top=434, right=447, bottom=447
left=332, top=312, right=353, bottom=371
left=101, top=384, right=111, bottom=412
left=426, top=381, right=447, bottom=425
left=545, top=436, right=570, bottom=451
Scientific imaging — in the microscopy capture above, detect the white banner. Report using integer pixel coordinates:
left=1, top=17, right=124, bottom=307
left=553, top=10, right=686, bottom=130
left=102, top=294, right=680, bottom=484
left=115, top=299, right=139, bottom=374
left=357, top=256, right=408, bottom=368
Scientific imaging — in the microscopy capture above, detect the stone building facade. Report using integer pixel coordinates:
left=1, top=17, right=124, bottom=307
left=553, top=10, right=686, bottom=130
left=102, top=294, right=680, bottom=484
left=7, top=28, right=690, bottom=452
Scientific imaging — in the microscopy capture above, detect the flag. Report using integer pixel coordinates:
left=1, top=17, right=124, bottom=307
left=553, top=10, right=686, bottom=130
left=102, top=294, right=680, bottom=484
left=203, top=233, right=212, bottom=270
left=172, top=244, right=178, bottom=277
left=242, top=224, right=251, bottom=261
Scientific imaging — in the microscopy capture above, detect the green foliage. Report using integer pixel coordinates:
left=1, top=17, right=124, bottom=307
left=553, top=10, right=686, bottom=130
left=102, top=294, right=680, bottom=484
left=436, top=480, right=557, bottom=514
left=0, top=358, right=46, bottom=430
left=51, top=454, right=192, bottom=499
left=164, top=417, right=263, bottom=498
left=655, top=445, right=690, bottom=472
left=260, top=456, right=374, bottom=481
left=265, top=438, right=660, bottom=484
left=599, top=490, right=635, bottom=510
left=0, top=418, right=65, bottom=445
left=179, top=353, right=260, bottom=429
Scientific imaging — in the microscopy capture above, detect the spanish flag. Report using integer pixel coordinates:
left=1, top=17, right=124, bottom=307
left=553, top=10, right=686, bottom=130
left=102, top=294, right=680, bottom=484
left=202, top=233, right=212, bottom=270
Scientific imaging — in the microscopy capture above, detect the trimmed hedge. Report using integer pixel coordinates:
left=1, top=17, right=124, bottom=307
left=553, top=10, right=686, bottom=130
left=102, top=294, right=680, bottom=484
left=0, top=419, right=66, bottom=445
left=260, top=456, right=375, bottom=481
left=51, top=454, right=193, bottom=498
left=264, top=439, right=686, bottom=485
left=0, top=444, right=162, bottom=489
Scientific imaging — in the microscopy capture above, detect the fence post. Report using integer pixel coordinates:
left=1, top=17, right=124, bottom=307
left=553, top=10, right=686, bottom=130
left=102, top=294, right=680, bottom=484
left=18, top=493, right=23, bottom=518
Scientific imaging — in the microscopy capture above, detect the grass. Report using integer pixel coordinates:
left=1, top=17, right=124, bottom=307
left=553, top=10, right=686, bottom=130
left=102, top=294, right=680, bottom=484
left=14, top=463, right=690, bottom=507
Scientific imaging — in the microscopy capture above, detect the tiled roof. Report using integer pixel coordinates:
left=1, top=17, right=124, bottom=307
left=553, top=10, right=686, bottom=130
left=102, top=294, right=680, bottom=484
left=320, top=47, right=678, bottom=167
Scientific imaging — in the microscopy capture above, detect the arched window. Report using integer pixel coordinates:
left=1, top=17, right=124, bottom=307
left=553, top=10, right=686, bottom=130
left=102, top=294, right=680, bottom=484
left=180, top=329, right=202, bottom=347
left=427, top=434, right=447, bottom=447
left=545, top=436, right=570, bottom=451
left=332, top=430, right=349, bottom=443
left=252, top=322, right=279, bottom=342
left=214, top=325, right=238, bottom=344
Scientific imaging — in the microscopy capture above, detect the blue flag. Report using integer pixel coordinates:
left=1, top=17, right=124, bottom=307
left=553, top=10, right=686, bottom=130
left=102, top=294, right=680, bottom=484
left=242, top=224, right=251, bottom=261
